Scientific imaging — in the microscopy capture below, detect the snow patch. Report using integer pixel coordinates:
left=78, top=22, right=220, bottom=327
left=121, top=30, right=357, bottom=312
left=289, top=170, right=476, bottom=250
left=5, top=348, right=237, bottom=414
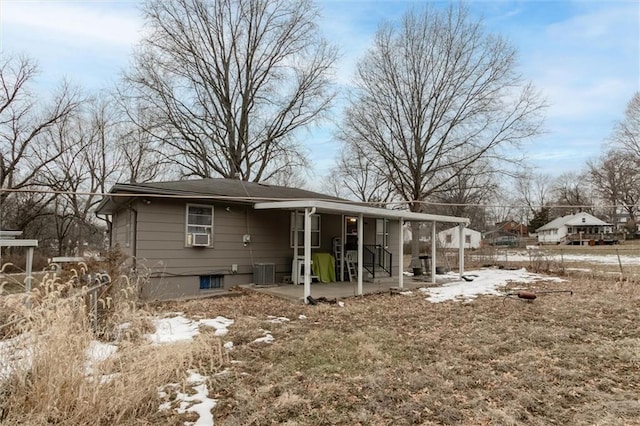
left=159, top=371, right=216, bottom=425
left=147, top=315, right=234, bottom=344
left=0, top=333, right=32, bottom=381
left=421, top=268, right=565, bottom=303
left=253, top=329, right=274, bottom=344
left=85, top=340, right=118, bottom=381
left=199, top=316, right=234, bottom=336
left=266, top=316, right=290, bottom=324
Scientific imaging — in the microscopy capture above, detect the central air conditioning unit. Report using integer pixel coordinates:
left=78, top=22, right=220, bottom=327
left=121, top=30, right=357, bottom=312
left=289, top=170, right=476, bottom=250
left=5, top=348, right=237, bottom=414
left=190, top=233, right=210, bottom=247
left=253, top=263, right=275, bottom=285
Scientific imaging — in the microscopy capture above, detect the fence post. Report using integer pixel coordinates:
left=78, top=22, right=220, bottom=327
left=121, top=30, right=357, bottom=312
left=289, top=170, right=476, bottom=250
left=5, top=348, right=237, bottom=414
left=616, top=249, right=624, bottom=279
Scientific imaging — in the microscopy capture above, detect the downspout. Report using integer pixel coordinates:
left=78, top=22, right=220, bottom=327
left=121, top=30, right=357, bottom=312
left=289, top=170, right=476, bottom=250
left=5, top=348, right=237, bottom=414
left=130, top=206, right=138, bottom=272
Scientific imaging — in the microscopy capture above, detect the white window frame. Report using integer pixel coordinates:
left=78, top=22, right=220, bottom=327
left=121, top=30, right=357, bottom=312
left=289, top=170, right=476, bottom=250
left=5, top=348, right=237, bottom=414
left=185, top=204, right=214, bottom=247
left=290, top=212, right=321, bottom=248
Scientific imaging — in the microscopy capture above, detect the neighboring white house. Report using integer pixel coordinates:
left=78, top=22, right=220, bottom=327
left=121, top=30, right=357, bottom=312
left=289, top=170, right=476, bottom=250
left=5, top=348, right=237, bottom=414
left=438, top=226, right=482, bottom=249
left=536, top=212, right=613, bottom=244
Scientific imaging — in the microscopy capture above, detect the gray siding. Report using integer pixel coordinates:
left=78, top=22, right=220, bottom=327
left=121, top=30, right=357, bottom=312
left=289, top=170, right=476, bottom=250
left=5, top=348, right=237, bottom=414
left=110, top=199, right=403, bottom=300
left=112, top=208, right=133, bottom=258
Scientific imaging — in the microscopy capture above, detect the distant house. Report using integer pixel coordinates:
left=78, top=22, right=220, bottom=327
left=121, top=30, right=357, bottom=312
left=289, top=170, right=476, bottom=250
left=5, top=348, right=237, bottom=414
left=611, top=207, right=640, bottom=233
left=438, top=227, right=482, bottom=249
left=96, top=178, right=470, bottom=301
left=495, top=220, right=528, bottom=237
left=536, top=212, right=613, bottom=244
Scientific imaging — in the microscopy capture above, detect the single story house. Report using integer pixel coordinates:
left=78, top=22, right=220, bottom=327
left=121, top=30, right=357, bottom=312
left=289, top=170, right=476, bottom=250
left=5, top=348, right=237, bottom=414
left=495, top=220, right=528, bottom=237
left=437, top=226, right=481, bottom=249
left=96, top=179, right=470, bottom=302
left=536, top=212, right=613, bottom=244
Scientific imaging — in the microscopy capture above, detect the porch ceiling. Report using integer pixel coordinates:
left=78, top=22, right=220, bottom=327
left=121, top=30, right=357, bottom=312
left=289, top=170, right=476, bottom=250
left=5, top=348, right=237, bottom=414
left=253, top=200, right=470, bottom=225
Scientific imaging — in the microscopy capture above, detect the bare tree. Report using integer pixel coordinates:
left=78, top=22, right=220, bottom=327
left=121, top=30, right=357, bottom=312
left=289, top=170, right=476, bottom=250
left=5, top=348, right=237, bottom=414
left=42, top=97, right=123, bottom=254
left=587, top=149, right=640, bottom=234
left=0, top=55, right=80, bottom=206
left=614, top=92, right=640, bottom=156
left=339, top=3, right=545, bottom=255
left=328, top=144, right=395, bottom=204
left=429, top=160, right=499, bottom=229
left=551, top=171, right=593, bottom=215
left=124, top=0, right=337, bottom=182
left=515, top=171, right=553, bottom=217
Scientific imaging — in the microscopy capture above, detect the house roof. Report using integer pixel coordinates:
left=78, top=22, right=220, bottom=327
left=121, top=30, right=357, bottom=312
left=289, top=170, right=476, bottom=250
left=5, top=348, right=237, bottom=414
left=536, top=212, right=611, bottom=232
left=437, top=226, right=481, bottom=234
left=255, top=200, right=470, bottom=224
left=97, top=178, right=470, bottom=225
left=96, top=178, right=344, bottom=214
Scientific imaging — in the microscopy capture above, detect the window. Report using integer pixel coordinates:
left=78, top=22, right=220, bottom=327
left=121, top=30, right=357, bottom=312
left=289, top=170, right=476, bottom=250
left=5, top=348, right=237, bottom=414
left=465, top=235, right=471, bottom=244
left=290, top=212, right=320, bottom=248
left=445, top=234, right=452, bottom=243
left=186, top=205, right=213, bottom=247
left=199, top=275, right=223, bottom=290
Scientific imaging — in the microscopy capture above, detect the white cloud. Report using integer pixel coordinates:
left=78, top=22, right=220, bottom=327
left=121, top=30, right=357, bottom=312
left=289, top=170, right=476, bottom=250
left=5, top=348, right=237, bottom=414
left=1, top=1, right=143, bottom=48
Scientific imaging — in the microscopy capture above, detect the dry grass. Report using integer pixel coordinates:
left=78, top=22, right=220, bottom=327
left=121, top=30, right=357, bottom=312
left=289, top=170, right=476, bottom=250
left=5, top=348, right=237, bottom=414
left=165, top=275, right=640, bottom=425
left=0, top=252, right=230, bottom=425
left=3, top=248, right=640, bottom=425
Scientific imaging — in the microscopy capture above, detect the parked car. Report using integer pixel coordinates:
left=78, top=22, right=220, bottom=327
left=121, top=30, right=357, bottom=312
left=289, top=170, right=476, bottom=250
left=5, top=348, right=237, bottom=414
left=490, top=236, right=518, bottom=246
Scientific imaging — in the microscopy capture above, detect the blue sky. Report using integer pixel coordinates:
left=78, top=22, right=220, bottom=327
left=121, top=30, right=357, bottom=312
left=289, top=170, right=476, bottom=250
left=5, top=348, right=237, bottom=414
left=1, top=0, right=638, bottom=182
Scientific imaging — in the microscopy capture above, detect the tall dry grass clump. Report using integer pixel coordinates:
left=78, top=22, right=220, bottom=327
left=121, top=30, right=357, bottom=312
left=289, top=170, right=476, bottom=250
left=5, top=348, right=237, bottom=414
left=0, top=250, right=229, bottom=425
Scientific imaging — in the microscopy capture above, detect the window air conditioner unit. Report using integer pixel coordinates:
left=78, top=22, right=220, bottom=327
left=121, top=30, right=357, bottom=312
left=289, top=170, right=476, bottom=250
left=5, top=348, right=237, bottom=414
left=191, top=233, right=210, bottom=247
left=253, top=263, right=275, bottom=285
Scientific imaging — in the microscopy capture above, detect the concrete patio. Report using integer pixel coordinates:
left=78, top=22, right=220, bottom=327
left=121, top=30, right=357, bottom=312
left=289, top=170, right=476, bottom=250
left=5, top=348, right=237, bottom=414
left=239, top=276, right=439, bottom=303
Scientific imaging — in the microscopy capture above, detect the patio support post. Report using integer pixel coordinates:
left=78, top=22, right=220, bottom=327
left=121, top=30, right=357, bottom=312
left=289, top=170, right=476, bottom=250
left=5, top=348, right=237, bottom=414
left=357, top=213, right=363, bottom=295
left=431, top=221, right=437, bottom=284
left=304, top=207, right=314, bottom=303
left=398, top=219, right=404, bottom=289
left=293, top=210, right=299, bottom=284
left=458, top=223, right=465, bottom=278
left=340, top=214, right=345, bottom=282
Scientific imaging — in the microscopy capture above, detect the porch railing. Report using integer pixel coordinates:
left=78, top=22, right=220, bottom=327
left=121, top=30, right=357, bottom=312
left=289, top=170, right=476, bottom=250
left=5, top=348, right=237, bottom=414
left=363, top=245, right=392, bottom=279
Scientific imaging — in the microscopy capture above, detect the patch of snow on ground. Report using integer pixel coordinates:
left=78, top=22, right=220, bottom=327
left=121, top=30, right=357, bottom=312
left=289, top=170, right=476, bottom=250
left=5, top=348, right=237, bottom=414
left=85, top=341, right=118, bottom=381
left=566, top=267, right=592, bottom=272
left=159, top=371, right=216, bottom=425
left=266, top=316, right=290, bottom=323
left=223, top=341, right=234, bottom=350
left=86, top=340, right=117, bottom=364
left=149, top=315, right=199, bottom=344
left=253, top=329, right=274, bottom=344
left=148, top=315, right=234, bottom=344
left=298, top=315, right=307, bottom=320
left=0, top=334, right=32, bottom=381
left=399, top=291, right=413, bottom=296
left=473, top=250, right=640, bottom=266
left=199, top=317, right=234, bottom=336
left=421, top=268, right=565, bottom=303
